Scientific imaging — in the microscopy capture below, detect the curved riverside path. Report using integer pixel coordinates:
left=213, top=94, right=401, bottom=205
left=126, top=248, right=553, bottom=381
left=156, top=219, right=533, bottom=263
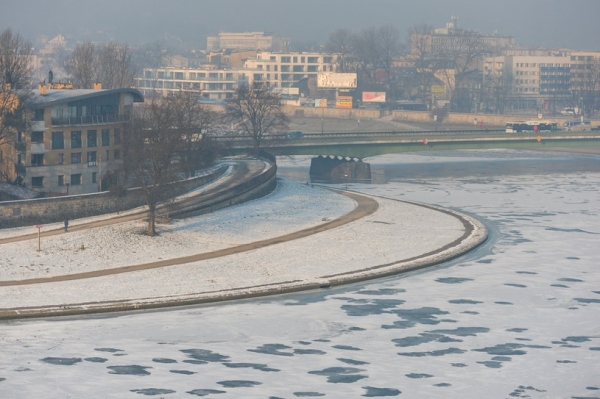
left=0, top=166, right=487, bottom=320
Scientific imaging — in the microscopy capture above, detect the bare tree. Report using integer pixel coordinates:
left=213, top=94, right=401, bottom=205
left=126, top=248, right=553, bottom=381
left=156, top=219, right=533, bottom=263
left=408, top=24, right=446, bottom=104
left=170, top=91, right=222, bottom=178
left=488, top=72, right=513, bottom=115
left=325, top=28, right=354, bottom=73
left=64, top=41, right=96, bottom=89
left=96, top=41, right=136, bottom=89
left=125, top=99, right=183, bottom=236
left=375, top=25, right=404, bottom=99
left=1, top=28, right=32, bottom=183
left=65, top=40, right=135, bottom=89
left=353, top=27, right=379, bottom=84
left=225, top=82, right=289, bottom=154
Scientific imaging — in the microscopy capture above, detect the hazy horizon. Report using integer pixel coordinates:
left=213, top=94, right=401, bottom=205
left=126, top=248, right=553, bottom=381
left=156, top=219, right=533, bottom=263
left=1, top=0, right=599, bottom=51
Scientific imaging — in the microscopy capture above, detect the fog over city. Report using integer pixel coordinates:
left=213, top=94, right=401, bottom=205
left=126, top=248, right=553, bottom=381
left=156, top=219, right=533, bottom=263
left=1, top=0, right=599, bottom=50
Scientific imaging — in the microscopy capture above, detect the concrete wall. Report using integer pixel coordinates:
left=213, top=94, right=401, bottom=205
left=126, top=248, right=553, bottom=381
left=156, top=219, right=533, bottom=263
left=0, top=165, right=229, bottom=228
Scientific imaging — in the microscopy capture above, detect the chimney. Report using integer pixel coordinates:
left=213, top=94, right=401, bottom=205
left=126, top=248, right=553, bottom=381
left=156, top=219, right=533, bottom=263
left=39, top=83, right=47, bottom=95
left=48, top=70, right=54, bottom=85
left=93, top=82, right=102, bottom=90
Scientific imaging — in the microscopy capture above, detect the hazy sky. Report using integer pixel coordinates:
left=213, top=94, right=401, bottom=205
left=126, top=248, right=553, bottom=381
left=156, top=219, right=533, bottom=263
left=1, top=0, right=599, bottom=50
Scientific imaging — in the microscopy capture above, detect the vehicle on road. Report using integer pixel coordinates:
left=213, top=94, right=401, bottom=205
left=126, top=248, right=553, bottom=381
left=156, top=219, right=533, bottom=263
left=563, top=120, right=591, bottom=131
left=505, top=121, right=558, bottom=133
left=286, top=131, right=304, bottom=139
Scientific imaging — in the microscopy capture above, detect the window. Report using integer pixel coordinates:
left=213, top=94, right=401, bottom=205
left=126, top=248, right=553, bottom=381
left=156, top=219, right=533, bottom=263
left=101, top=129, right=110, bottom=146
left=52, top=132, right=64, bottom=149
left=92, top=172, right=97, bottom=184
left=114, top=149, right=120, bottom=159
left=31, top=154, right=44, bottom=166
left=31, top=177, right=44, bottom=187
left=33, top=109, right=44, bottom=121
left=87, top=151, right=97, bottom=166
left=71, top=131, right=82, bottom=148
left=70, top=174, right=82, bottom=186
left=87, top=130, right=97, bottom=147
left=105, top=149, right=110, bottom=161
left=58, top=153, right=64, bottom=164
left=31, top=131, right=44, bottom=143
left=58, top=175, right=65, bottom=186
left=114, top=128, right=121, bottom=145
left=71, top=152, right=81, bottom=164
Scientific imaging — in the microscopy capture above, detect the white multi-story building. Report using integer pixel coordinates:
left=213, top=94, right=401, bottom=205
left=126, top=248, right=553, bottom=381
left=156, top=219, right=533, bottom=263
left=135, top=67, right=254, bottom=101
left=207, top=32, right=291, bottom=52
left=243, top=51, right=338, bottom=89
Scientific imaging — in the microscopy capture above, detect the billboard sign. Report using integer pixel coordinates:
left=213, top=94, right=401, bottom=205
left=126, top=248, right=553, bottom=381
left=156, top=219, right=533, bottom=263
left=317, top=73, right=357, bottom=88
left=362, top=91, right=386, bottom=103
left=336, top=96, right=353, bottom=109
left=430, top=85, right=446, bottom=94
left=315, top=99, right=328, bottom=108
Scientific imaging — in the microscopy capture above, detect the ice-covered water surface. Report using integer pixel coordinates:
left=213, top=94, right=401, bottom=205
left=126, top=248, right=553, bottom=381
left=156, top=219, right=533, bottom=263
left=1, top=150, right=599, bottom=399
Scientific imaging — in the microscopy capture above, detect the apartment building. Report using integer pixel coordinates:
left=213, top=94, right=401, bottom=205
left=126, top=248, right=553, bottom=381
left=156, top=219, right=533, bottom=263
left=135, top=67, right=253, bottom=100
left=1, top=86, right=143, bottom=195
left=206, top=32, right=291, bottom=52
left=243, top=51, right=338, bottom=89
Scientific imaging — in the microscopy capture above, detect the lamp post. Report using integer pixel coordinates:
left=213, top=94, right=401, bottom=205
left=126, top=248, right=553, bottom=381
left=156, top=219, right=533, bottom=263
left=65, top=183, right=69, bottom=195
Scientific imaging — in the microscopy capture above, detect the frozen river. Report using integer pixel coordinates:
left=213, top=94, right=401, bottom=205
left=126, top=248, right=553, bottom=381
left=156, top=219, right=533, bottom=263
left=1, top=149, right=599, bottom=398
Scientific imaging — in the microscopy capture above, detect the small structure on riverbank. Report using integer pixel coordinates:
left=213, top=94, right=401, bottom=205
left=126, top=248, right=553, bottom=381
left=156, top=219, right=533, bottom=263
left=309, top=155, right=371, bottom=183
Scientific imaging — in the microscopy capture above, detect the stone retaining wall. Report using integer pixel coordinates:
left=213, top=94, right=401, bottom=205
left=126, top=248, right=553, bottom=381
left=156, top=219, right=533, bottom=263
left=0, top=165, right=229, bottom=228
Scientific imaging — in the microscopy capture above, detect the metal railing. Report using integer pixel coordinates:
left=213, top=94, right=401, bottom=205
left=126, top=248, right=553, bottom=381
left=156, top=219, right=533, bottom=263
left=51, top=114, right=130, bottom=127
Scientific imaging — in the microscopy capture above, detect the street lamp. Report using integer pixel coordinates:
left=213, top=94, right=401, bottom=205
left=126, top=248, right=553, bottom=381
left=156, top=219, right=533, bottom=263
left=65, top=183, right=70, bottom=195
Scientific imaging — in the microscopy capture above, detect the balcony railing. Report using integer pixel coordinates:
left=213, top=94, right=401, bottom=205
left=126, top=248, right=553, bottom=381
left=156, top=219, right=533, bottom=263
left=51, top=114, right=130, bottom=127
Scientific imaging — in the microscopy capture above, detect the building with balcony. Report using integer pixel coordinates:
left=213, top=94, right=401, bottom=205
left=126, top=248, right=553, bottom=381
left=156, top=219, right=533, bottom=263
left=206, top=32, right=291, bottom=52
left=1, top=86, right=143, bottom=195
left=135, top=67, right=253, bottom=100
left=243, top=51, right=338, bottom=91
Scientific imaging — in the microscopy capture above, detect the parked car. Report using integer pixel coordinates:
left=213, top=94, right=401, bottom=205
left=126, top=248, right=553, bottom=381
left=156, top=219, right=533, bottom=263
left=563, top=120, right=591, bottom=131
left=591, top=125, right=600, bottom=131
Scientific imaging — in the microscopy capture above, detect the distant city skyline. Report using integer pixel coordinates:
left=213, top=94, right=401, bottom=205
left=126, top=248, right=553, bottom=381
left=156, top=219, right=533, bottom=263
left=1, top=0, right=599, bottom=50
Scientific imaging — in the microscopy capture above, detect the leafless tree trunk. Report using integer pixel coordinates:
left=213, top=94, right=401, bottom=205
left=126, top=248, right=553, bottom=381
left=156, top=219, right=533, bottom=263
left=325, top=29, right=354, bottom=73
left=125, top=99, right=183, bottom=236
left=64, top=41, right=96, bottom=89
left=225, top=82, right=289, bottom=154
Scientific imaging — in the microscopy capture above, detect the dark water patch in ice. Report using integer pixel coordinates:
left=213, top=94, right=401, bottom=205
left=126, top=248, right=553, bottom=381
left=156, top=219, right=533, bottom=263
left=593, top=291, right=600, bottom=295
left=297, top=341, right=312, bottom=345
left=449, top=299, right=483, bottom=304
left=405, top=373, right=433, bottom=378
left=558, top=278, right=584, bottom=283
left=362, top=386, right=402, bottom=396
left=473, top=343, right=528, bottom=356
left=338, top=358, right=369, bottom=365
left=293, top=392, right=325, bottom=397
left=561, top=336, right=592, bottom=343
left=107, top=365, right=151, bottom=375
left=130, top=388, right=175, bottom=395
left=590, top=347, right=600, bottom=351
left=248, top=344, right=294, bottom=357
left=341, top=299, right=405, bottom=316
left=491, top=356, right=512, bottom=362
left=516, top=271, right=537, bottom=275
left=294, top=349, right=327, bottom=355
left=508, top=385, right=546, bottom=397
left=434, top=383, right=451, bottom=387
left=170, top=369, right=195, bottom=375
left=187, top=389, right=226, bottom=396
left=574, top=298, right=600, bottom=304
left=332, top=345, right=362, bottom=351
left=586, top=386, right=600, bottom=390
left=477, top=361, right=503, bottom=368
left=476, top=259, right=494, bottom=264
left=356, top=288, right=406, bottom=296
left=515, top=338, right=532, bottom=341
left=84, top=357, right=107, bottom=363
left=429, top=327, right=490, bottom=337
left=390, top=307, right=450, bottom=327
left=566, top=257, right=580, bottom=260
left=392, top=333, right=461, bottom=348
left=551, top=284, right=569, bottom=288
left=461, top=311, right=479, bottom=315
left=223, top=363, right=279, bottom=372
left=181, top=349, right=230, bottom=362
left=506, top=328, right=528, bottom=333
left=435, top=277, right=473, bottom=284
left=495, top=301, right=514, bottom=305
left=0, top=378, right=4, bottom=382
left=546, top=227, right=599, bottom=234
left=505, top=283, right=527, bottom=288
left=309, top=367, right=367, bottom=383
left=556, top=360, right=577, bottom=363
left=95, top=347, right=124, bottom=353
left=451, top=363, right=468, bottom=367
left=313, top=339, right=330, bottom=343
left=398, top=347, right=466, bottom=357
left=41, top=357, right=82, bottom=366
left=152, top=358, right=177, bottom=364
left=349, top=326, right=366, bottom=331
left=217, top=380, right=261, bottom=388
